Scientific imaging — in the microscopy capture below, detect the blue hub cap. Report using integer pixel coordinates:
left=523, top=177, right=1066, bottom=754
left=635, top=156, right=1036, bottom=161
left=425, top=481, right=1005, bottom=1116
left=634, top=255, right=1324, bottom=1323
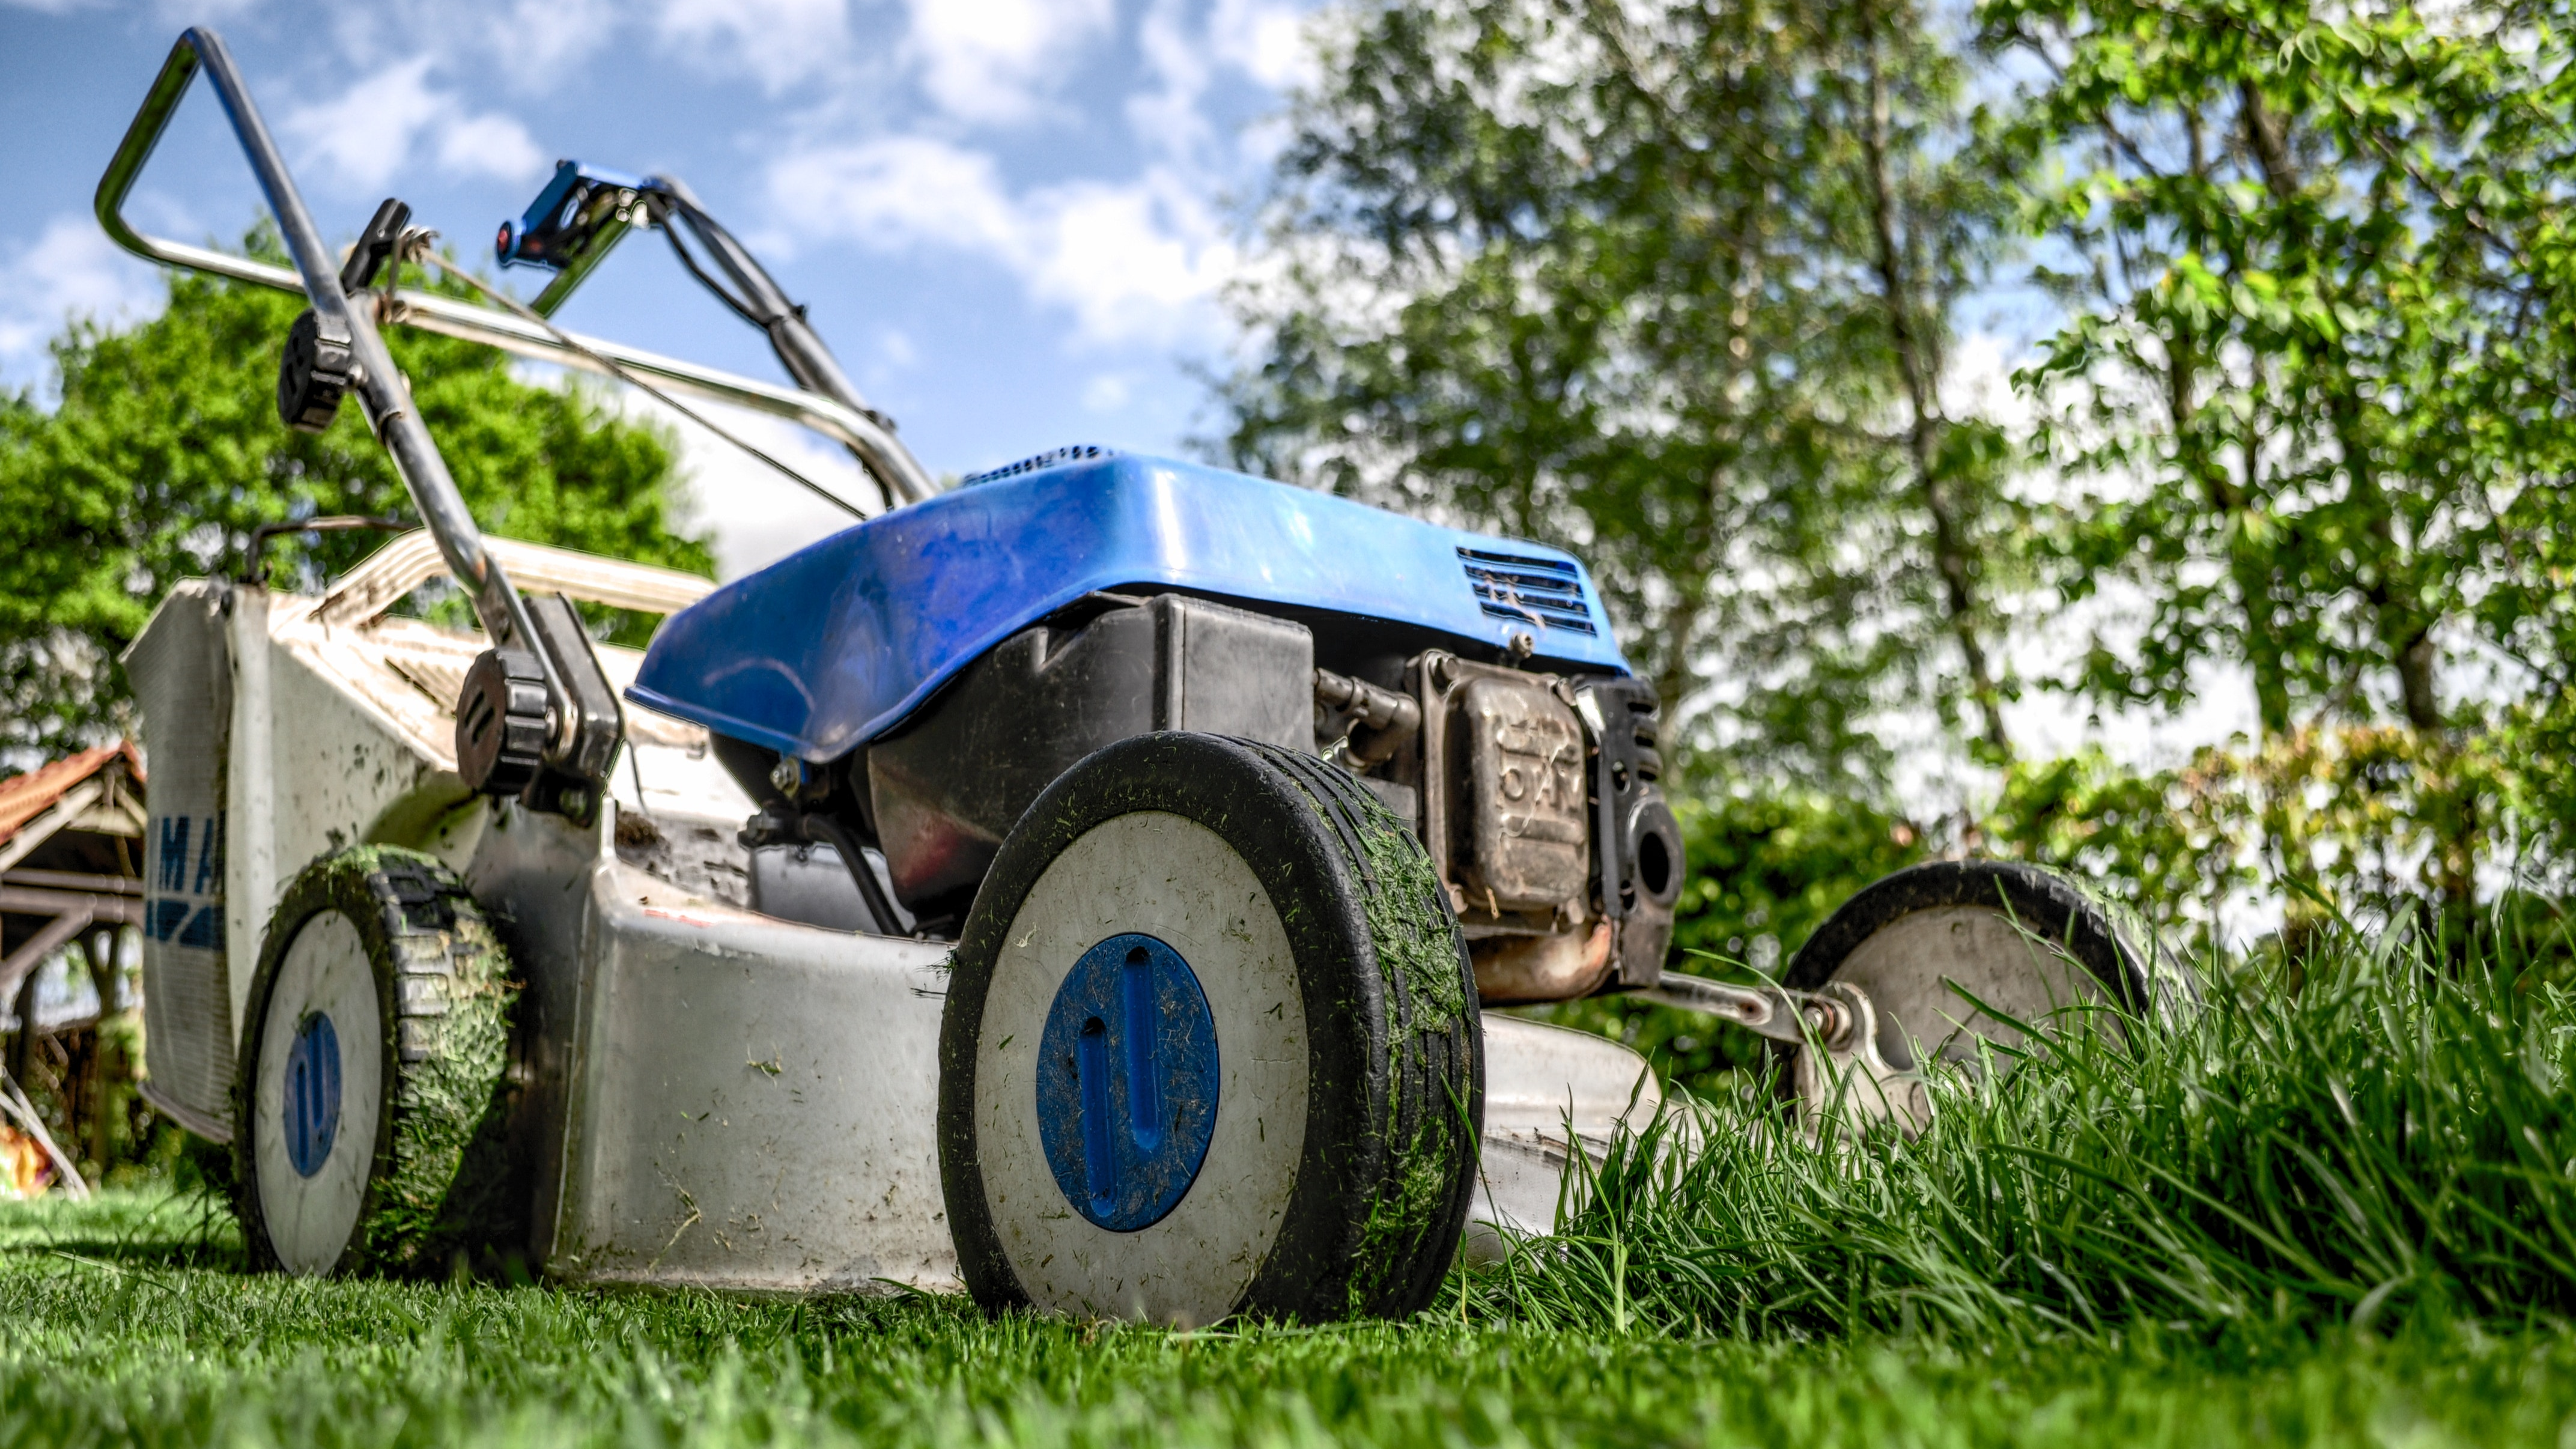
left=283, top=1010, right=342, bottom=1179
left=1036, top=934, right=1220, bottom=1232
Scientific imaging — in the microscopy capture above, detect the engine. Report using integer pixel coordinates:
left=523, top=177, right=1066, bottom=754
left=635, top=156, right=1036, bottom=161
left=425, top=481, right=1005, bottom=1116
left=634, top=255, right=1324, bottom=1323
left=714, top=588, right=1681, bottom=1004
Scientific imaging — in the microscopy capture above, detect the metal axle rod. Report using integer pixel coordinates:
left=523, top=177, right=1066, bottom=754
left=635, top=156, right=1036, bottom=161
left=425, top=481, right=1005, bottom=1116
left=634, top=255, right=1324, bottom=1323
left=1640, top=970, right=1859, bottom=1048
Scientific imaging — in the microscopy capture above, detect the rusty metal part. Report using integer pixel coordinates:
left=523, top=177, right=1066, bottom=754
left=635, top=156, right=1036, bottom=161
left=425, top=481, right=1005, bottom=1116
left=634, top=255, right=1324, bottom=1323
left=1642, top=970, right=1846, bottom=1045
left=1647, top=971, right=1933, bottom=1137
left=1457, top=674, right=1587, bottom=910
left=1791, top=983, right=1934, bottom=1138
left=1470, top=920, right=1614, bottom=1004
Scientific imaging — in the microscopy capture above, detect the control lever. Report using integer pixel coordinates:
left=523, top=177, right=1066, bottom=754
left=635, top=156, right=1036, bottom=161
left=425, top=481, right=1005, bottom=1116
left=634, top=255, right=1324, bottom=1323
left=493, top=162, right=913, bottom=504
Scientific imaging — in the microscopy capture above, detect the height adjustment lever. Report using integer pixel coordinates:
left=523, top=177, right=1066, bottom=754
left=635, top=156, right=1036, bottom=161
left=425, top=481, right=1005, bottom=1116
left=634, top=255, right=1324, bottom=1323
left=340, top=196, right=411, bottom=294
left=277, top=197, right=413, bottom=436
left=275, top=308, right=354, bottom=434
left=455, top=593, right=625, bottom=824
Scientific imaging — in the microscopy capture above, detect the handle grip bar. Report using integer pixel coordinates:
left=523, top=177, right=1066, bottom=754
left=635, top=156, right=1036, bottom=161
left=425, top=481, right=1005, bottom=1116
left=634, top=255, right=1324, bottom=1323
left=93, top=30, right=935, bottom=510
left=97, top=27, right=553, bottom=679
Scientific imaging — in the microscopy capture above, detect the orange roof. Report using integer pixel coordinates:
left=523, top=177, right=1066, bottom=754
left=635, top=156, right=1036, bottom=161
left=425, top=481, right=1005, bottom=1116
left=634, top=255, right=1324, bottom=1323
left=0, top=743, right=144, bottom=848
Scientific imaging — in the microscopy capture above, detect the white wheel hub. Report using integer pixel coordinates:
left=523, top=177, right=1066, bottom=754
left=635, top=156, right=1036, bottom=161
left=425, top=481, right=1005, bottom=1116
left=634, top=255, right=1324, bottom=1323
left=1831, top=905, right=2109, bottom=1067
left=252, top=910, right=382, bottom=1275
left=970, top=811, right=1310, bottom=1325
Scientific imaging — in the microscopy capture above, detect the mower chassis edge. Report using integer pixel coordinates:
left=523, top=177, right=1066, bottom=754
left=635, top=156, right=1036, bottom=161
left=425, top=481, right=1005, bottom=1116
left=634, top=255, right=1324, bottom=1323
left=466, top=801, right=959, bottom=1292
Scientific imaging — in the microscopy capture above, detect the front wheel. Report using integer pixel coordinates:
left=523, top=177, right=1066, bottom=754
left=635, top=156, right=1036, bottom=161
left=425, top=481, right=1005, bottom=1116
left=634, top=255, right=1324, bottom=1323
left=938, top=732, right=1482, bottom=1325
left=234, top=848, right=523, bottom=1276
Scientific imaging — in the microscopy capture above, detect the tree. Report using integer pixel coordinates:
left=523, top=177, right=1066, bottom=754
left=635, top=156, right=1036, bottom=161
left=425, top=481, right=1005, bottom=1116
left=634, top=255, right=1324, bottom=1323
left=1987, top=0, right=2576, bottom=919
left=1220, top=0, right=2020, bottom=795
left=0, top=233, right=714, bottom=755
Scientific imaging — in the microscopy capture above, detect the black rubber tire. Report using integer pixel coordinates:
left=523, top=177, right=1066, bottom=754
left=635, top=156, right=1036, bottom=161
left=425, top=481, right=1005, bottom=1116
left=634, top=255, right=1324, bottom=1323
left=938, top=732, right=1483, bottom=1323
left=233, top=846, right=524, bottom=1276
left=1784, top=859, right=2184, bottom=1066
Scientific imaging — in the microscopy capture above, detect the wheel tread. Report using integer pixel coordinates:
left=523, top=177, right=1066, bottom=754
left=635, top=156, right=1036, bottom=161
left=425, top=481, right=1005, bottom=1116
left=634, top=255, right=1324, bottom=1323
left=1234, top=738, right=1482, bottom=1319
left=235, top=846, right=523, bottom=1276
left=940, top=731, right=1483, bottom=1323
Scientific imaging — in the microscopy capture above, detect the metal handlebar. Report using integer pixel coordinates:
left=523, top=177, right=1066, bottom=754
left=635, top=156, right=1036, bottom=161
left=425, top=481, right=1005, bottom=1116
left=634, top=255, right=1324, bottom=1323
left=94, top=28, right=551, bottom=682
left=92, top=31, right=936, bottom=509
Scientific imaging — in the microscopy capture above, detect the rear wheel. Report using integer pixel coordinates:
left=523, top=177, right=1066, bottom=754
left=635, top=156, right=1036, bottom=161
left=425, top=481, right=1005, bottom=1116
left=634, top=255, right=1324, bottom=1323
left=939, top=732, right=1482, bottom=1325
left=234, top=848, right=523, bottom=1276
left=1784, top=860, right=2184, bottom=1070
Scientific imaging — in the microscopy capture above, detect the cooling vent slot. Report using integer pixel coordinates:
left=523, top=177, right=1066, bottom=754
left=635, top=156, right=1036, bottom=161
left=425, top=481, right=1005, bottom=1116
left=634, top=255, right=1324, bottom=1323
left=960, top=444, right=1116, bottom=487
left=1457, top=547, right=1597, bottom=636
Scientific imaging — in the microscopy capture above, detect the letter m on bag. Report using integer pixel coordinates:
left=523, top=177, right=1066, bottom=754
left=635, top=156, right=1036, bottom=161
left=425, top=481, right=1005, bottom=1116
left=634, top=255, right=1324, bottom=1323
left=156, top=816, right=190, bottom=893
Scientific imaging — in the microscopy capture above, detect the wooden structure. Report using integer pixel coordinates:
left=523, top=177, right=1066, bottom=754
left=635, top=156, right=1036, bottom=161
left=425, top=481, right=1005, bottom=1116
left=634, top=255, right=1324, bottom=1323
left=0, top=744, right=147, bottom=1183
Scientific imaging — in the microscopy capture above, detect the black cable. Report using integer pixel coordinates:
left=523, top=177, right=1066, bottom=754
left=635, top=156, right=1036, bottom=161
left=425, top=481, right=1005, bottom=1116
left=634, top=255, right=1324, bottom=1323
left=661, top=221, right=764, bottom=328
left=409, top=245, right=867, bottom=520
left=800, top=812, right=908, bottom=938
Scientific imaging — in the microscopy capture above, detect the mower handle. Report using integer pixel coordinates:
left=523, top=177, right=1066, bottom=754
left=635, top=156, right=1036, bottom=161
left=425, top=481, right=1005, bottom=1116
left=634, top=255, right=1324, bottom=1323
left=93, top=32, right=935, bottom=509
left=94, top=28, right=553, bottom=676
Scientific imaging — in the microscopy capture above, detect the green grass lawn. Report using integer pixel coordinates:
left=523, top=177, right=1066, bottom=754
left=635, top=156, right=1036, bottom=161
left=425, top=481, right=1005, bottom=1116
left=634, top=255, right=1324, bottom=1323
left=0, top=1190, right=2570, bottom=1448
left=1, top=935, right=2569, bottom=1447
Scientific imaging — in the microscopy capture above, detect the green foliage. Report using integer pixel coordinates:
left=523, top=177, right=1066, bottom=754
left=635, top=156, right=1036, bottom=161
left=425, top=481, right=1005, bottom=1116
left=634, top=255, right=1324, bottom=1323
left=1987, top=745, right=2261, bottom=948
left=1984, top=728, right=2560, bottom=958
left=2, top=1190, right=2574, bottom=1445
left=1475, top=926, right=2576, bottom=1342
left=1230, top=0, right=2576, bottom=937
left=1220, top=0, right=2022, bottom=794
left=1665, top=791, right=1931, bottom=969
left=1986, top=0, right=2576, bottom=901
left=0, top=232, right=713, bottom=754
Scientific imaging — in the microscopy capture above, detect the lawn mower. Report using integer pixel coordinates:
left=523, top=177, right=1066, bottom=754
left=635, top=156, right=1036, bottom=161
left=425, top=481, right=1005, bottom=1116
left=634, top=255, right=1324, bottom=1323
left=100, top=28, right=2184, bottom=1323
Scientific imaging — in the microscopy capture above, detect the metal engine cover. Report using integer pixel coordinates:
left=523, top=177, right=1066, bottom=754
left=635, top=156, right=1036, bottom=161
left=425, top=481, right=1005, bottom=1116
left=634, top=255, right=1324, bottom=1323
left=1455, top=674, right=1589, bottom=913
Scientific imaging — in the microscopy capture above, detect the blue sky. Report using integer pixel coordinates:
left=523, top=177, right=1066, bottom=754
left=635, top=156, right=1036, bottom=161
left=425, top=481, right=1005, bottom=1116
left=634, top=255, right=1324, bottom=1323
left=0, top=0, right=1313, bottom=575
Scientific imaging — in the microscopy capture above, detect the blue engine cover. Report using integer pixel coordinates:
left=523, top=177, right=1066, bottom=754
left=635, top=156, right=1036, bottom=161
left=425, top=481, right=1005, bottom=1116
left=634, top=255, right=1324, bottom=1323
left=628, top=451, right=1632, bottom=762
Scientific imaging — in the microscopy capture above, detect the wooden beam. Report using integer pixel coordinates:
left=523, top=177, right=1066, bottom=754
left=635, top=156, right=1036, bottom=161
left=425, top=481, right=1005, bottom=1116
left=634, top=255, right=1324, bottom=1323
left=0, top=907, right=96, bottom=1010
left=0, top=887, right=144, bottom=922
left=0, top=870, right=140, bottom=896
left=0, top=780, right=106, bottom=874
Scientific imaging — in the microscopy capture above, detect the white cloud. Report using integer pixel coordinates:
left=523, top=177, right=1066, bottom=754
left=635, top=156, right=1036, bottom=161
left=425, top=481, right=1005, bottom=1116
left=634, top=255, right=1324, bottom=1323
left=1082, top=372, right=1131, bottom=412
left=655, top=0, right=852, bottom=93
left=768, top=139, right=1239, bottom=348
left=0, top=216, right=162, bottom=383
left=434, top=111, right=546, bottom=181
left=904, top=0, right=1114, bottom=125
left=282, top=57, right=550, bottom=192
left=771, top=137, right=1025, bottom=257
left=1129, top=0, right=1214, bottom=163
left=284, top=57, right=447, bottom=192
left=1020, top=174, right=1238, bottom=347
left=484, top=0, right=621, bottom=91
left=1209, top=0, right=1314, bottom=90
